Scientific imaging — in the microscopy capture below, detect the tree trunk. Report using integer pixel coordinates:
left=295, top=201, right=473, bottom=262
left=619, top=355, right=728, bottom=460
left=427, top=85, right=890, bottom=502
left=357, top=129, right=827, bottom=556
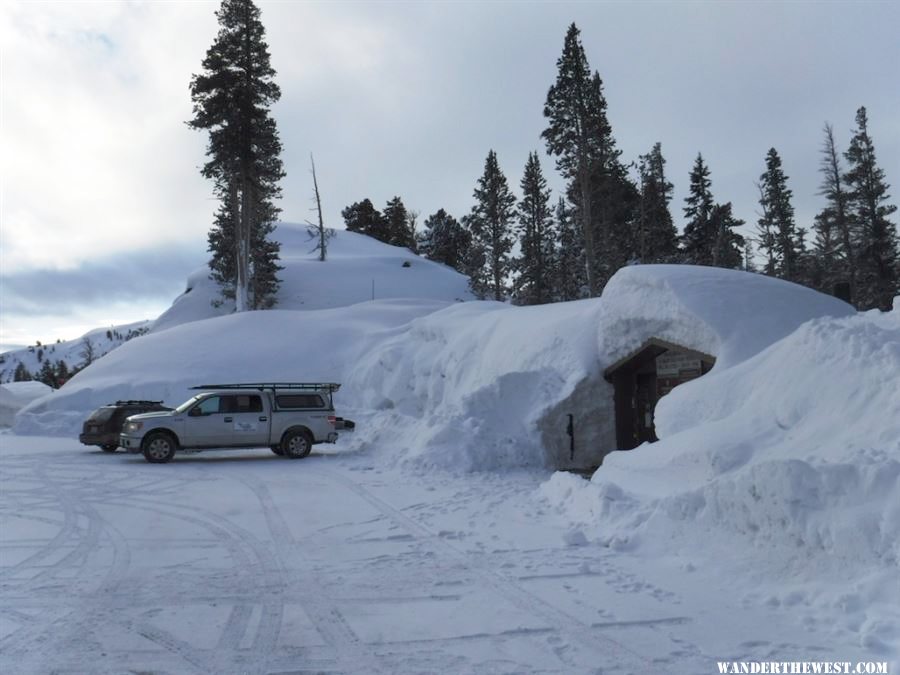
left=311, top=154, right=326, bottom=261
left=234, top=174, right=251, bottom=312
left=578, top=164, right=598, bottom=297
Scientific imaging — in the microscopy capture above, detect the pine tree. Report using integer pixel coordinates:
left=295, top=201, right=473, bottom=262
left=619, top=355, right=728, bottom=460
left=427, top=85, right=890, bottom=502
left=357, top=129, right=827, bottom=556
left=543, top=24, right=629, bottom=296
left=189, top=0, right=284, bottom=311
left=709, top=202, right=746, bottom=269
left=757, top=148, right=799, bottom=280
left=681, top=154, right=716, bottom=265
left=515, top=152, right=554, bottom=305
left=55, top=360, right=70, bottom=386
left=417, top=209, right=471, bottom=272
left=466, top=150, right=516, bottom=301
left=342, top=199, right=388, bottom=241
left=636, top=142, right=678, bottom=263
left=37, top=361, right=57, bottom=388
left=553, top=197, right=586, bottom=301
left=460, top=222, right=490, bottom=300
left=843, top=106, right=899, bottom=311
left=812, top=208, right=841, bottom=293
left=814, top=123, right=855, bottom=300
left=13, top=362, right=32, bottom=382
left=383, top=197, right=416, bottom=249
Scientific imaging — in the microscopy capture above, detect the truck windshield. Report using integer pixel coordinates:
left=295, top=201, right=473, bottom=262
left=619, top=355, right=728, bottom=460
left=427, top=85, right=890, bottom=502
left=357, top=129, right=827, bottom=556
left=174, top=395, right=203, bottom=414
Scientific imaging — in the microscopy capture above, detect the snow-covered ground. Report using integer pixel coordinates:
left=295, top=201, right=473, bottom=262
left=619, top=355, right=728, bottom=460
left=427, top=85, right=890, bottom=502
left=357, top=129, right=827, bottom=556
left=0, top=436, right=887, bottom=674
left=2, top=226, right=898, bottom=672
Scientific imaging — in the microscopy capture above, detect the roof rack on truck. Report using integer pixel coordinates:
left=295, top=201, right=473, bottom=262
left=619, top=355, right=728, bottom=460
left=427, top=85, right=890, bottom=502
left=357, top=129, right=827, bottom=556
left=190, top=383, right=341, bottom=393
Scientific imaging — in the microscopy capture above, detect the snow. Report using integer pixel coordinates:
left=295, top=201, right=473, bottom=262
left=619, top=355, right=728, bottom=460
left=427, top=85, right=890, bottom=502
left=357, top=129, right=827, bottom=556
left=0, top=381, right=53, bottom=427
left=540, top=298, right=900, bottom=662
left=3, top=228, right=898, bottom=670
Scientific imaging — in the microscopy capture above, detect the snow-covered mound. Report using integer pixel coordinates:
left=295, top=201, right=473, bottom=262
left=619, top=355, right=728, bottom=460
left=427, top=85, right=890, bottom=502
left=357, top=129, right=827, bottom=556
left=1, top=382, right=54, bottom=427
left=541, top=298, right=900, bottom=656
left=152, top=225, right=473, bottom=332
left=598, top=264, right=857, bottom=369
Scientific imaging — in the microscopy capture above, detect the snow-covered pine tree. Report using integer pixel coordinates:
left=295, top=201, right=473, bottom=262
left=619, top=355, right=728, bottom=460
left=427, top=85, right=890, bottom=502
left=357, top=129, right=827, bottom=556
left=466, top=150, right=516, bottom=301
left=757, top=148, right=799, bottom=280
left=515, top=152, right=554, bottom=305
left=637, top=142, right=678, bottom=263
left=843, top=107, right=899, bottom=311
left=553, top=197, right=586, bottom=301
left=189, top=0, right=284, bottom=311
left=815, top=123, right=855, bottom=301
left=543, top=24, right=628, bottom=296
left=681, top=154, right=716, bottom=265
left=418, top=209, right=471, bottom=272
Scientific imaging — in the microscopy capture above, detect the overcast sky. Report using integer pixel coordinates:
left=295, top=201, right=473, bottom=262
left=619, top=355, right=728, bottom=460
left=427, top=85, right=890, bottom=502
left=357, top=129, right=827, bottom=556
left=2, top=0, right=898, bottom=352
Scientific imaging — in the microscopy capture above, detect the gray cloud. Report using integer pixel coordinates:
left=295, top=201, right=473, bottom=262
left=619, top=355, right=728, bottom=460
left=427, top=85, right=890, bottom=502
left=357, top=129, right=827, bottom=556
left=2, top=1, right=899, bottom=347
left=1, top=247, right=206, bottom=317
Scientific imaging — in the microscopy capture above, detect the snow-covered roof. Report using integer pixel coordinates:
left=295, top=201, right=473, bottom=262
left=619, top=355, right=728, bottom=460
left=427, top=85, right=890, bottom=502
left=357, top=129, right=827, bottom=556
left=598, top=264, right=856, bottom=369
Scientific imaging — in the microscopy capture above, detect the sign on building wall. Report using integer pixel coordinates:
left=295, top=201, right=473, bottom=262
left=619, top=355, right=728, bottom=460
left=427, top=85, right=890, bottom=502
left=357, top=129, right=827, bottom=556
left=655, top=351, right=702, bottom=378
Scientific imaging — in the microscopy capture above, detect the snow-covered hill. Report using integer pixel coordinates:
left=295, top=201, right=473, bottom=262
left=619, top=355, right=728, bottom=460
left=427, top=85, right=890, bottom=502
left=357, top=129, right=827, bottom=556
left=1, top=225, right=472, bottom=383
left=152, top=225, right=473, bottom=332
left=0, top=321, right=151, bottom=384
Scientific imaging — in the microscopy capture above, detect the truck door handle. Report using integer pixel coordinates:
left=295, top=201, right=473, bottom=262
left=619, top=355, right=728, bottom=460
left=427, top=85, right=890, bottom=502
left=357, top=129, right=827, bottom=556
left=259, top=416, right=268, bottom=422
left=224, top=417, right=233, bottom=423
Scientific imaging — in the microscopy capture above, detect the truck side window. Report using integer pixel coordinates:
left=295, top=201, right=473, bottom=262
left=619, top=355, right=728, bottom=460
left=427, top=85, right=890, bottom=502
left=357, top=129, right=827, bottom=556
left=233, top=395, right=263, bottom=413
left=195, top=396, right=221, bottom=416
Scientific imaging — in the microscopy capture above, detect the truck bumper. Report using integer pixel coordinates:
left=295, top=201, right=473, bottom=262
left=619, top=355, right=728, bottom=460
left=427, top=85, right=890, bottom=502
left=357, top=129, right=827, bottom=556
left=119, top=433, right=142, bottom=452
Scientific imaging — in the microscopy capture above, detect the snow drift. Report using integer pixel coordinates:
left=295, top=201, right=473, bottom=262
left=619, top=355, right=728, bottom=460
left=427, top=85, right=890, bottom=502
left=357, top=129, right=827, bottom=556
left=540, top=298, right=900, bottom=656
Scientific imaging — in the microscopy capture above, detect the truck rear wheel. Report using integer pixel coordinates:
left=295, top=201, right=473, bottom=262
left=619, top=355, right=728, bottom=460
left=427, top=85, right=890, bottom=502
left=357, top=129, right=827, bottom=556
left=142, top=432, right=177, bottom=463
left=281, top=429, right=312, bottom=459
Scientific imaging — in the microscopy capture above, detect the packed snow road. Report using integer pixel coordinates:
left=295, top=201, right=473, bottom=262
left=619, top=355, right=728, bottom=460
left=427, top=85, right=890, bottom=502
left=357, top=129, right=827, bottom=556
left=0, top=437, right=873, bottom=674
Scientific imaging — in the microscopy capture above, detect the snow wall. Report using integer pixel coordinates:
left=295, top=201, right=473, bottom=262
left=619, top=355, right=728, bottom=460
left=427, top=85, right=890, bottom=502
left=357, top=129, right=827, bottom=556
left=540, top=296, right=899, bottom=655
left=14, top=265, right=855, bottom=473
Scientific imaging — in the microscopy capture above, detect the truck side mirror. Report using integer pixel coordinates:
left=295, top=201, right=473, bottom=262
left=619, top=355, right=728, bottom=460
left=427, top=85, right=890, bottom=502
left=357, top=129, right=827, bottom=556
left=188, top=407, right=202, bottom=417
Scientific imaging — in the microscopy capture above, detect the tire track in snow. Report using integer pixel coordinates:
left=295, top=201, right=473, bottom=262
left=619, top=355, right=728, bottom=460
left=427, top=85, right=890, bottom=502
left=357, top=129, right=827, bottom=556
left=0, top=461, right=133, bottom=664
left=311, top=466, right=662, bottom=675
left=235, top=471, right=387, bottom=675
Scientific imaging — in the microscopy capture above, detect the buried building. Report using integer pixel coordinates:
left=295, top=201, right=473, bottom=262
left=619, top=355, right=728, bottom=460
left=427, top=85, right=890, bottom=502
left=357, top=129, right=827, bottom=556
left=538, top=265, right=855, bottom=471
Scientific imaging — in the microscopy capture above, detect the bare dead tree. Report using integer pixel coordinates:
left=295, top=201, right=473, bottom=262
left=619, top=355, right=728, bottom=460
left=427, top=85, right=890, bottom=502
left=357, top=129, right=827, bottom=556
left=308, top=154, right=330, bottom=261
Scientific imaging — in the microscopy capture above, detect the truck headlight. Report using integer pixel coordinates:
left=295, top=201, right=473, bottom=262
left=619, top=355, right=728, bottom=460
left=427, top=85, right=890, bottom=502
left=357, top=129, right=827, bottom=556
left=125, top=421, right=143, bottom=432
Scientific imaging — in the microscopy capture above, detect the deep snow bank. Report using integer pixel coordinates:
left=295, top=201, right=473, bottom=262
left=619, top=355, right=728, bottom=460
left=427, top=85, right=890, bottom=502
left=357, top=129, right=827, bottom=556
left=1, top=382, right=54, bottom=427
left=541, top=299, right=900, bottom=655
left=14, top=299, right=449, bottom=437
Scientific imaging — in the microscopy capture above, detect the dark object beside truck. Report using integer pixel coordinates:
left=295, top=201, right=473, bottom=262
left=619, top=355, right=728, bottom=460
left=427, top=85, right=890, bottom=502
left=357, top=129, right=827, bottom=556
left=79, top=400, right=172, bottom=452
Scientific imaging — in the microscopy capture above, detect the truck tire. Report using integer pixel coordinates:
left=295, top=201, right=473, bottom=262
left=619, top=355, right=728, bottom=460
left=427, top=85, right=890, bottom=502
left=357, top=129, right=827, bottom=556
left=101, top=444, right=118, bottom=453
left=142, top=432, right=177, bottom=464
left=281, top=429, right=312, bottom=459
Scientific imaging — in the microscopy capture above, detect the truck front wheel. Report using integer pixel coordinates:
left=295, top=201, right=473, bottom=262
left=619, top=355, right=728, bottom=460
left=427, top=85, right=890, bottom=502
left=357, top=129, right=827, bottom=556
left=142, top=432, right=177, bottom=463
left=281, top=429, right=312, bottom=459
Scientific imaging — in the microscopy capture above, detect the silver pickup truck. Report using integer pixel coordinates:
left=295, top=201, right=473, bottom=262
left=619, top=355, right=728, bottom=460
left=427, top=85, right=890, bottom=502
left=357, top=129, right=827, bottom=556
left=119, top=383, right=350, bottom=463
